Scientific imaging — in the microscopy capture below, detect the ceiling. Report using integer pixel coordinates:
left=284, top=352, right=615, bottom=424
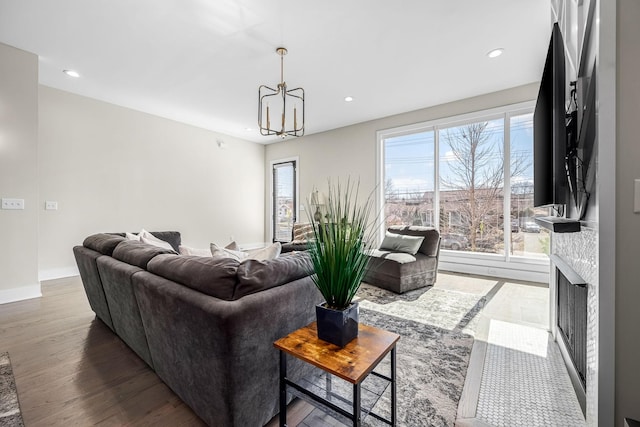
left=0, top=0, right=551, bottom=143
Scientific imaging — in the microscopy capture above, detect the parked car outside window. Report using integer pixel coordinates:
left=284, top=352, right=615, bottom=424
left=441, top=233, right=469, bottom=250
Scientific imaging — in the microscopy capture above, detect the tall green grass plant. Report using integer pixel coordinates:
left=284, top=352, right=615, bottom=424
left=307, top=178, right=376, bottom=309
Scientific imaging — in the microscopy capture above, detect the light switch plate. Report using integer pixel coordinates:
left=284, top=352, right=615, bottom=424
left=1, top=198, right=25, bottom=210
left=45, top=201, right=58, bottom=210
left=635, top=179, right=640, bottom=213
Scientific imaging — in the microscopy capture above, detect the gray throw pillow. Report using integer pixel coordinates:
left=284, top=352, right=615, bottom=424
left=379, top=232, right=424, bottom=255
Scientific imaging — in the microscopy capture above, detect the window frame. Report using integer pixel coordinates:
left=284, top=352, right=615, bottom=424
left=376, top=101, right=549, bottom=282
left=269, top=157, right=299, bottom=243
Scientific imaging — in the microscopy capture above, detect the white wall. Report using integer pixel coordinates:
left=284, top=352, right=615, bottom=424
left=0, top=43, right=40, bottom=302
left=38, top=86, right=265, bottom=280
left=615, top=0, right=640, bottom=424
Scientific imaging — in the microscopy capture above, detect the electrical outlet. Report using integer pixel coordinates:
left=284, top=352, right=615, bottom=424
left=1, top=198, right=25, bottom=210
left=487, top=268, right=497, bottom=276
left=45, top=201, right=58, bottom=210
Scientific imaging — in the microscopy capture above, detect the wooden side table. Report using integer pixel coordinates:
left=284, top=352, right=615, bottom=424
left=274, top=322, right=400, bottom=426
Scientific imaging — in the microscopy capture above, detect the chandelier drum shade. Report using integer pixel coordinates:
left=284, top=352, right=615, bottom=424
left=258, top=47, right=305, bottom=138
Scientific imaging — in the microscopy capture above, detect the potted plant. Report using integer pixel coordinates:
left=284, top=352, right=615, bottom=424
left=307, top=178, right=376, bottom=347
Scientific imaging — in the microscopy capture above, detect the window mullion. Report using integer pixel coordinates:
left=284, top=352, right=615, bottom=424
left=504, top=113, right=511, bottom=262
left=434, top=126, right=440, bottom=231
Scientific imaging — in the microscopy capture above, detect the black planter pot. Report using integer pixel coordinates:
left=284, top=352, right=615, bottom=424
left=315, top=301, right=359, bottom=347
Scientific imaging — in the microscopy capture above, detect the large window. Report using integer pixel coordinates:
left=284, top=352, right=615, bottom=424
left=380, top=104, right=549, bottom=263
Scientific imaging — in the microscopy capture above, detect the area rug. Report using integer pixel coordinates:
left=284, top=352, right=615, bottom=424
left=0, top=352, right=24, bottom=427
left=353, top=283, right=486, bottom=427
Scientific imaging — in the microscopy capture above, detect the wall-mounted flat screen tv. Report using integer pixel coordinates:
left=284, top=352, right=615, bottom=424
left=533, top=23, right=567, bottom=208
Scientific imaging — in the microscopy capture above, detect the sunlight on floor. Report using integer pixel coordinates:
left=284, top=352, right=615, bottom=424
left=486, top=319, right=548, bottom=357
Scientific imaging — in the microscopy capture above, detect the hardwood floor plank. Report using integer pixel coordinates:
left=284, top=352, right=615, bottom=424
left=0, top=277, right=208, bottom=426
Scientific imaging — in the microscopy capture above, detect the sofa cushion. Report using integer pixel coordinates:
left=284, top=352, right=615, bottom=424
left=235, top=252, right=313, bottom=299
left=367, top=249, right=417, bottom=264
left=112, top=240, right=177, bottom=269
left=387, top=225, right=440, bottom=256
left=147, top=254, right=240, bottom=300
left=83, top=233, right=126, bottom=256
left=379, top=232, right=424, bottom=255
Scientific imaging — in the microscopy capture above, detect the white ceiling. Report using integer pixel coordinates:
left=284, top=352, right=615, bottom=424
left=0, top=0, right=551, bottom=143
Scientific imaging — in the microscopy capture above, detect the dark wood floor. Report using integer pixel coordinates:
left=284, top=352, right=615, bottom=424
left=0, top=277, right=312, bottom=426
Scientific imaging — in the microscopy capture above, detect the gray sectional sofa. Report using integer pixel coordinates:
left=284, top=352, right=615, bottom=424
left=73, top=232, right=323, bottom=426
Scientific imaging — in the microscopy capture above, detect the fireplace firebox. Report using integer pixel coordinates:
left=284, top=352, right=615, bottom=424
left=550, top=254, right=587, bottom=411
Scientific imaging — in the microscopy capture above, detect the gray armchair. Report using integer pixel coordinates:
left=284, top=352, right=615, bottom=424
left=363, top=225, right=440, bottom=293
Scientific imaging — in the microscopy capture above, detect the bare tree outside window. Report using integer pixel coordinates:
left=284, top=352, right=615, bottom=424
left=439, top=121, right=528, bottom=253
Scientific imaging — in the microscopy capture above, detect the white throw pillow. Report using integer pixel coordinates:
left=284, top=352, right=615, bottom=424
left=225, top=241, right=239, bottom=251
left=125, top=232, right=140, bottom=241
left=180, top=241, right=238, bottom=257
left=210, top=243, right=249, bottom=261
left=138, top=229, right=174, bottom=250
left=179, top=245, right=213, bottom=257
left=244, top=242, right=282, bottom=261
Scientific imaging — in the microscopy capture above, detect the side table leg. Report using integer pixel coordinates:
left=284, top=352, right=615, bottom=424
left=353, top=383, right=361, bottom=426
left=279, top=351, right=287, bottom=427
left=391, top=346, right=397, bottom=426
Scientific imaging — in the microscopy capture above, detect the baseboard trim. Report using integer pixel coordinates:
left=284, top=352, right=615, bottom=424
left=439, top=261, right=549, bottom=283
left=38, top=266, right=79, bottom=282
left=0, top=284, right=42, bottom=305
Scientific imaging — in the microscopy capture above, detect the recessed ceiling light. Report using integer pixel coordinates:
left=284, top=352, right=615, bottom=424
left=344, top=96, right=354, bottom=102
left=63, top=69, right=80, bottom=78
left=487, top=48, right=504, bottom=58
left=244, top=127, right=252, bottom=132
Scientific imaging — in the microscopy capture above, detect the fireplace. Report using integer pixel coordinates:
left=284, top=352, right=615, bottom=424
left=550, top=254, right=587, bottom=411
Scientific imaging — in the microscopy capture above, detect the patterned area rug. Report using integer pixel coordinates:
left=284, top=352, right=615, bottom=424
left=0, top=352, right=24, bottom=427
left=352, top=283, right=486, bottom=427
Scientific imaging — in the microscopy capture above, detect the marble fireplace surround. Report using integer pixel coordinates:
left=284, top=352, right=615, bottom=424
left=551, top=226, right=598, bottom=424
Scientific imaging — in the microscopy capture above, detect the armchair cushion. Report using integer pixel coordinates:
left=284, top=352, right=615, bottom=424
left=387, top=225, right=440, bottom=256
left=379, top=232, right=424, bottom=255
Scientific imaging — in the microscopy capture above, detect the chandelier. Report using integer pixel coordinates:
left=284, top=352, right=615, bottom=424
left=258, top=47, right=305, bottom=138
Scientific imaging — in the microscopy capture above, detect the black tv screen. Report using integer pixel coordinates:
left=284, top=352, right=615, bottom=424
left=533, top=23, right=567, bottom=208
